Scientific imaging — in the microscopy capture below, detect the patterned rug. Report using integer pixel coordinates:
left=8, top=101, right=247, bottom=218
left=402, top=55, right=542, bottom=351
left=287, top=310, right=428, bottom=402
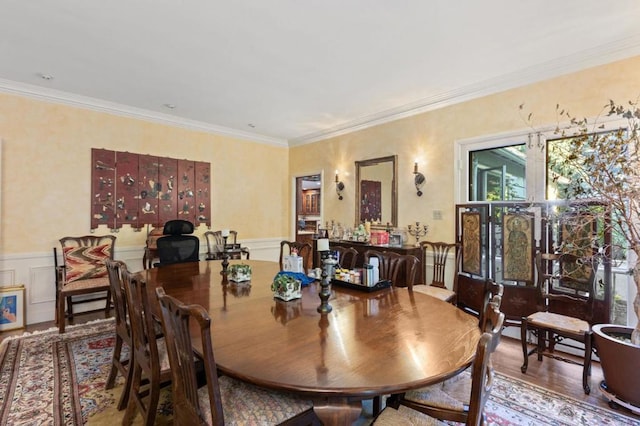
left=0, top=319, right=638, bottom=425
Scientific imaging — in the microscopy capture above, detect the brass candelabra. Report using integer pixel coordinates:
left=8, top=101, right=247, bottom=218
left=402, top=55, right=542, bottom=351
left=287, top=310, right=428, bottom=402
left=317, top=253, right=337, bottom=314
left=220, top=235, right=230, bottom=275
left=407, top=222, right=429, bottom=246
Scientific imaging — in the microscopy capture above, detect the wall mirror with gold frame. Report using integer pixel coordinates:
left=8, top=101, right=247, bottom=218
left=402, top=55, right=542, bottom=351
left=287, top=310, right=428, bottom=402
left=355, top=155, right=397, bottom=228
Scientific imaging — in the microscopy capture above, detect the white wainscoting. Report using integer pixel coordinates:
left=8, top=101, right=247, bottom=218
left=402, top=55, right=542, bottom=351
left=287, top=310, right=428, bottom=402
left=0, top=237, right=283, bottom=326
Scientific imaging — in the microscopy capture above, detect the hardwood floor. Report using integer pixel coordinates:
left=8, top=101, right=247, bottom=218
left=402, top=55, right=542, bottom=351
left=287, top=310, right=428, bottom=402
left=3, top=312, right=640, bottom=421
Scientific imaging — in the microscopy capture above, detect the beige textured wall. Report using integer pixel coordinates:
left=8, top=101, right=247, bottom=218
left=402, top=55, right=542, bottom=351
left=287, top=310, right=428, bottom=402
left=290, top=55, right=640, bottom=243
left=0, top=93, right=289, bottom=255
left=2, top=56, right=639, bottom=255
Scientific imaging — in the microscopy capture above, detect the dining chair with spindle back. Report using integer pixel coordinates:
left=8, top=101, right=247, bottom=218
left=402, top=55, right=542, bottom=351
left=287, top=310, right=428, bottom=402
left=332, top=246, right=359, bottom=270
left=412, top=241, right=460, bottom=302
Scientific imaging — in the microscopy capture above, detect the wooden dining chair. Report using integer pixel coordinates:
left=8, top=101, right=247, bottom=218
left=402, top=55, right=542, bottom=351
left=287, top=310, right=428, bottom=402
left=155, top=287, right=320, bottom=425
left=521, top=252, right=598, bottom=394
left=373, top=331, right=496, bottom=426
left=204, top=231, right=222, bottom=260
left=104, top=259, right=133, bottom=411
left=205, top=230, right=250, bottom=260
left=54, top=235, right=115, bottom=333
left=121, top=269, right=174, bottom=426
left=381, top=295, right=505, bottom=425
left=333, top=246, right=359, bottom=270
left=363, top=250, right=419, bottom=289
left=279, top=240, right=313, bottom=274
left=412, top=241, right=460, bottom=302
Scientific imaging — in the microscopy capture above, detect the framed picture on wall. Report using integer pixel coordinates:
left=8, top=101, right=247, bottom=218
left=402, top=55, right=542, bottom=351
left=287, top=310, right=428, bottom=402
left=0, top=285, right=25, bottom=331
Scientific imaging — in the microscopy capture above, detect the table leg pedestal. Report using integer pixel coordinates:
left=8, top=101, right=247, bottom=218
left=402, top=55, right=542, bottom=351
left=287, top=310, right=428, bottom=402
left=312, top=397, right=362, bottom=425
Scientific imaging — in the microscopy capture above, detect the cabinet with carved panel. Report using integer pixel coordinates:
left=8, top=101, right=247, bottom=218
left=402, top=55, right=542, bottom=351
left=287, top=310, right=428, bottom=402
left=302, top=189, right=321, bottom=215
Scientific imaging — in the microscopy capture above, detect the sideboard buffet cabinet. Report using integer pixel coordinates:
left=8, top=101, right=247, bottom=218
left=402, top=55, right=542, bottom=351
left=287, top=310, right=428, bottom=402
left=313, top=239, right=424, bottom=287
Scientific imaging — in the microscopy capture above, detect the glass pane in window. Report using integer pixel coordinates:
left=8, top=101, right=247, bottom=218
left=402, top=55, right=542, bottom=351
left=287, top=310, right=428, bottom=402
left=546, top=131, right=621, bottom=200
left=547, top=133, right=628, bottom=262
left=469, top=144, right=526, bottom=201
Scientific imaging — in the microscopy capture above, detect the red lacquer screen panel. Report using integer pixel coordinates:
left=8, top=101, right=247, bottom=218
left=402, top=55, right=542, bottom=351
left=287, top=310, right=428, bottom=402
left=157, top=157, right=178, bottom=226
left=138, top=154, right=161, bottom=228
left=91, top=148, right=211, bottom=230
left=91, top=149, right=116, bottom=229
left=177, top=159, right=196, bottom=223
left=194, top=161, right=211, bottom=227
left=115, top=151, right=140, bottom=228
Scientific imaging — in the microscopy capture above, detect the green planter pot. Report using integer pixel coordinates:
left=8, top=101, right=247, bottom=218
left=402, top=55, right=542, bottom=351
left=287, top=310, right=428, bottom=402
left=593, top=324, right=640, bottom=412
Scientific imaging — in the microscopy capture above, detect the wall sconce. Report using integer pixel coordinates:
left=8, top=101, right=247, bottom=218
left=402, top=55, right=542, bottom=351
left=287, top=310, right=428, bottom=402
left=335, top=170, right=344, bottom=200
left=413, top=161, right=425, bottom=196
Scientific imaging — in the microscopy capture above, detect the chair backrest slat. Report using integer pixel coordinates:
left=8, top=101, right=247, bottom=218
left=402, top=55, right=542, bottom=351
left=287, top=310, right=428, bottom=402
left=419, top=241, right=458, bottom=288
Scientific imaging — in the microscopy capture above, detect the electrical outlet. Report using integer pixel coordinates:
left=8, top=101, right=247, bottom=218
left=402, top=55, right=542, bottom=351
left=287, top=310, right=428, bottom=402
left=432, top=210, right=443, bottom=220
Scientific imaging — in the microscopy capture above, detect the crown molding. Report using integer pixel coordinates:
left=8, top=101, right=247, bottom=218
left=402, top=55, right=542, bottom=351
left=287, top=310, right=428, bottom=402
left=0, top=79, right=288, bottom=147
left=3, top=34, right=640, bottom=149
left=289, top=36, right=640, bottom=146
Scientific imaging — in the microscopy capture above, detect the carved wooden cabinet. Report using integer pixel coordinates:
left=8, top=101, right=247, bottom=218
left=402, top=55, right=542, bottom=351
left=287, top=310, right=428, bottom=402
left=302, top=189, right=320, bottom=215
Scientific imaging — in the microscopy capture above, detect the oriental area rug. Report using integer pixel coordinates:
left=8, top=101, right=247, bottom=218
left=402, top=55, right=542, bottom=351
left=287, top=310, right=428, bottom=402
left=0, top=319, right=639, bottom=426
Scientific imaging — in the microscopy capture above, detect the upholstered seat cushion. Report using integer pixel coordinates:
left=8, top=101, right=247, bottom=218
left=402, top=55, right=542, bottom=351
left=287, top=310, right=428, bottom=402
left=63, top=244, right=112, bottom=283
left=403, top=370, right=472, bottom=411
left=374, top=405, right=445, bottom=425
left=527, top=311, right=590, bottom=335
left=412, top=285, right=456, bottom=302
left=60, top=276, right=110, bottom=292
left=198, top=376, right=313, bottom=425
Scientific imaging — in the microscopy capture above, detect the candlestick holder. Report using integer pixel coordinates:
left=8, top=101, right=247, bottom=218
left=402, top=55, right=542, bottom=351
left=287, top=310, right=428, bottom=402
left=317, top=253, right=336, bottom=314
left=220, top=235, right=230, bottom=275
left=407, top=222, right=429, bottom=246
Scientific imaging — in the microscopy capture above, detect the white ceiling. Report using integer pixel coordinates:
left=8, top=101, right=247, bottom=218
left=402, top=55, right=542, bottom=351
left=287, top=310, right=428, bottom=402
left=2, top=1, right=640, bottom=146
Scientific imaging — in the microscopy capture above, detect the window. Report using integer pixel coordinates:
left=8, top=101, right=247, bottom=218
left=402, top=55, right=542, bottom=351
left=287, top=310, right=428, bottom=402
left=456, top=120, right=631, bottom=326
left=469, top=144, right=526, bottom=201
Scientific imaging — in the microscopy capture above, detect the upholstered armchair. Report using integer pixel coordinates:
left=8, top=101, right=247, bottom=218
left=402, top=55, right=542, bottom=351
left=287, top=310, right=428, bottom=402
left=54, top=235, right=115, bottom=333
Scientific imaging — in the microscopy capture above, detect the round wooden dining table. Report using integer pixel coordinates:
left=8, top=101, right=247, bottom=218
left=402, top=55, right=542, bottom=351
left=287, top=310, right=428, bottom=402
left=140, top=259, right=481, bottom=425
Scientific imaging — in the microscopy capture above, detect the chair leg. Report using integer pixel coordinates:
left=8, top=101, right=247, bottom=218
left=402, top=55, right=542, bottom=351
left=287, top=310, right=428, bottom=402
left=106, top=335, right=123, bottom=390
left=372, top=395, right=381, bottom=416
left=123, top=363, right=142, bottom=425
left=66, top=296, right=74, bottom=320
left=144, top=383, right=161, bottom=426
left=537, top=329, right=545, bottom=361
left=118, top=352, right=134, bottom=411
left=105, top=290, right=112, bottom=315
left=520, top=319, right=529, bottom=373
left=58, top=295, right=67, bottom=333
left=583, top=333, right=593, bottom=395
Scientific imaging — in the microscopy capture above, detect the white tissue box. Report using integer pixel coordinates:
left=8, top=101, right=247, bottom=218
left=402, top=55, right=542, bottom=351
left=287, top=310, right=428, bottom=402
left=283, top=255, right=304, bottom=273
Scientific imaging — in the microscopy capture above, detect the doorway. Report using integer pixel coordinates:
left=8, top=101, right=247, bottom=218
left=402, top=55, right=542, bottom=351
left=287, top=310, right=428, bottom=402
left=295, top=174, right=321, bottom=246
